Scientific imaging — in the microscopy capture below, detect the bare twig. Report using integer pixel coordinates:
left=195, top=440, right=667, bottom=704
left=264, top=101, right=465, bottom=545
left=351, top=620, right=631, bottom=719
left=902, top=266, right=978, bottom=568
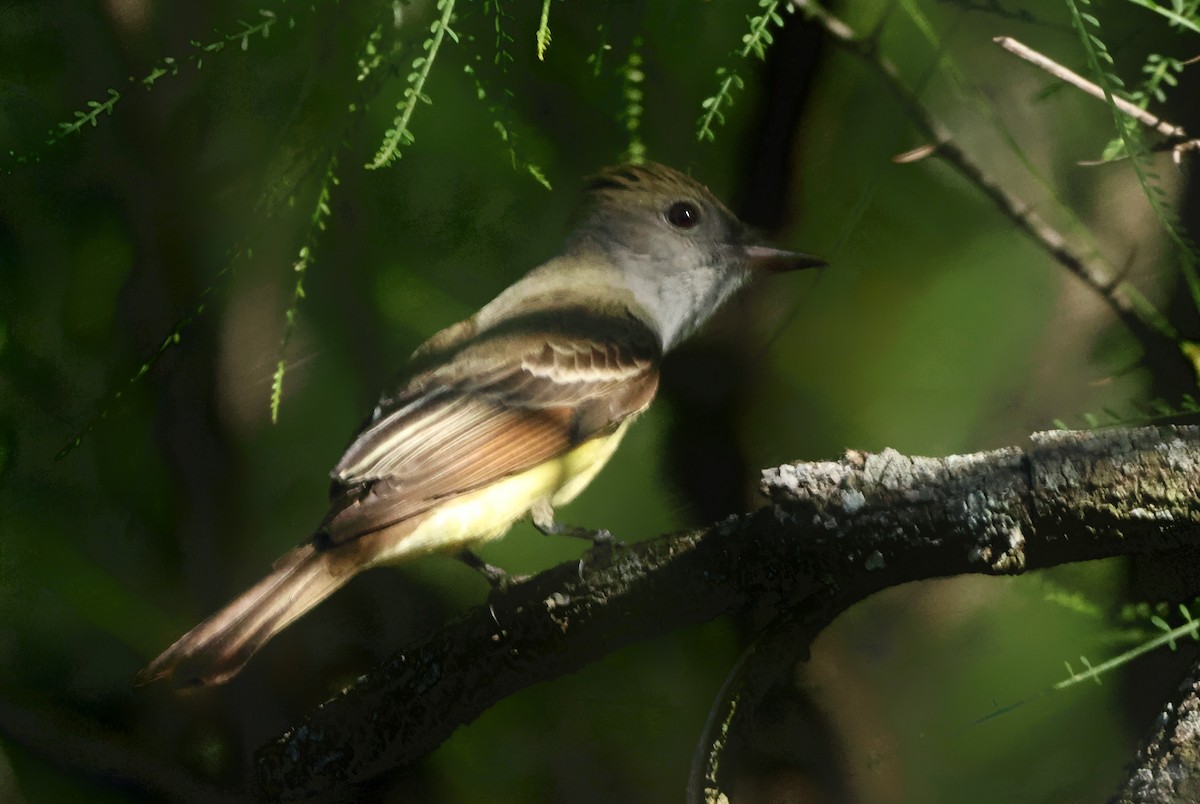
left=994, top=36, right=1199, bottom=165
left=257, top=426, right=1200, bottom=799
left=790, top=0, right=1193, bottom=381
left=994, top=36, right=1186, bottom=140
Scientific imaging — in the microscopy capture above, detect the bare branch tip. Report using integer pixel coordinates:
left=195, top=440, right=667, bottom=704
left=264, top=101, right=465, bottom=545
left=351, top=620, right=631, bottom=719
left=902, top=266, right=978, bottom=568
left=893, top=143, right=937, bottom=164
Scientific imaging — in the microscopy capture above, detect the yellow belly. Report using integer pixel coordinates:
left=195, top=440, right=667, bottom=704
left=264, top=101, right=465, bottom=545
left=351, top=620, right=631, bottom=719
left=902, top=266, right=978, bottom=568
left=375, top=420, right=632, bottom=563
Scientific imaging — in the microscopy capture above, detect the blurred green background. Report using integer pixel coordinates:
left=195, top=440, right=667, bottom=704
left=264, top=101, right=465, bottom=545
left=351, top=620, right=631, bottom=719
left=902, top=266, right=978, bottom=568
left=1, top=0, right=1197, bottom=801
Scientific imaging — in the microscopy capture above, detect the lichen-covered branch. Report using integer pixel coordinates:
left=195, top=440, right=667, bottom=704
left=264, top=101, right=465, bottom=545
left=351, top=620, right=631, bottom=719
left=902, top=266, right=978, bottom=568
left=256, top=426, right=1200, bottom=799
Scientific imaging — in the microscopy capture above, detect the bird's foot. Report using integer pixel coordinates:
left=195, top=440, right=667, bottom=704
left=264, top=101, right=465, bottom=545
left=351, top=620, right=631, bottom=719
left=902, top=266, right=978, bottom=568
left=457, top=549, right=527, bottom=591
left=530, top=502, right=624, bottom=548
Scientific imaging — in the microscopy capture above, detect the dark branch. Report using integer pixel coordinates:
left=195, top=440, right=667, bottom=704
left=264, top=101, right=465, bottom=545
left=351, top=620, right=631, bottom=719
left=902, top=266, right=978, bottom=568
left=255, top=426, right=1200, bottom=799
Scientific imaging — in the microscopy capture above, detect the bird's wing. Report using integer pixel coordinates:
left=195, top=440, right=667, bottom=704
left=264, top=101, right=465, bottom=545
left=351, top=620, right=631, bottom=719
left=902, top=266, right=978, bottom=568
left=320, top=321, right=661, bottom=543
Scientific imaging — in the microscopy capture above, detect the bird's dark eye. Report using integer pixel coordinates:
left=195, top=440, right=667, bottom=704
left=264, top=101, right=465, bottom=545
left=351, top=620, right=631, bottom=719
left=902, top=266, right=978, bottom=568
left=666, top=201, right=701, bottom=229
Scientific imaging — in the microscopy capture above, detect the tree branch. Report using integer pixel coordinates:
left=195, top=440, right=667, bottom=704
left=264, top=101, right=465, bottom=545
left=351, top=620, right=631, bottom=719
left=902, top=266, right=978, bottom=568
left=993, top=36, right=1189, bottom=144
left=256, top=426, right=1200, bottom=799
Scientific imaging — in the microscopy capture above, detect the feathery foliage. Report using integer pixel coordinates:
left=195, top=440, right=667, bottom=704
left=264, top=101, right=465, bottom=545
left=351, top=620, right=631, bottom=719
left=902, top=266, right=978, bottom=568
left=355, top=18, right=387, bottom=85
left=536, top=0, right=553, bottom=61
left=6, top=7, right=296, bottom=172
left=1051, top=394, right=1200, bottom=431
left=366, top=0, right=459, bottom=169
left=696, top=0, right=791, bottom=142
left=619, top=38, right=646, bottom=165
left=270, top=154, right=340, bottom=423
left=463, top=1, right=551, bottom=189
left=587, top=22, right=613, bottom=77
left=54, top=247, right=255, bottom=462
left=1058, top=603, right=1200, bottom=689
left=1122, top=0, right=1200, bottom=33
left=1098, top=53, right=1190, bottom=162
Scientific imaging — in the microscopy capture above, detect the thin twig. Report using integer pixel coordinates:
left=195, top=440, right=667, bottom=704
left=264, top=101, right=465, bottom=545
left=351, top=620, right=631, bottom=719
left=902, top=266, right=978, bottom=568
left=994, top=36, right=1186, bottom=140
left=994, top=36, right=1199, bottom=165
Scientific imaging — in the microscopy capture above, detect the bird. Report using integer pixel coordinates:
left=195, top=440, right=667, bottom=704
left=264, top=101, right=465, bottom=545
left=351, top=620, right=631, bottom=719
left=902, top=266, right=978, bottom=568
left=136, top=162, right=825, bottom=687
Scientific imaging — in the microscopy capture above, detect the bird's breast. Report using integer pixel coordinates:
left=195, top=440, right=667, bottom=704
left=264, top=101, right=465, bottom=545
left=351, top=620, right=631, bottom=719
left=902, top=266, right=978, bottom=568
left=372, top=420, right=634, bottom=564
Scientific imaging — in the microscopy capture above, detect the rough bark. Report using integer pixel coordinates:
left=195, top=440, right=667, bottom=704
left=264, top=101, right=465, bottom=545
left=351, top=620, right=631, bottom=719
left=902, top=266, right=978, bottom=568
left=255, top=426, right=1200, bottom=799
left=1114, top=666, right=1200, bottom=804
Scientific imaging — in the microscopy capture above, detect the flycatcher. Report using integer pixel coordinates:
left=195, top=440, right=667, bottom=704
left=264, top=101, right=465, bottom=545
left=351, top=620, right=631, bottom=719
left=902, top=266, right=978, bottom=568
left=137, top=162, right=824, bottom=687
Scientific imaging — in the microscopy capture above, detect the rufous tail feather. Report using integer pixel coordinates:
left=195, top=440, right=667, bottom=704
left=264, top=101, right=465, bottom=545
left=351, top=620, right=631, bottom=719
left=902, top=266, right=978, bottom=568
left=134, top=544, right=349, bottom=687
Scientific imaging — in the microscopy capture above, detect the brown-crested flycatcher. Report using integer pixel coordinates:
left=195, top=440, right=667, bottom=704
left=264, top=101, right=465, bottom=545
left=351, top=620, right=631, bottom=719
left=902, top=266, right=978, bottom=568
left=137, top=162, right=825, bottom=686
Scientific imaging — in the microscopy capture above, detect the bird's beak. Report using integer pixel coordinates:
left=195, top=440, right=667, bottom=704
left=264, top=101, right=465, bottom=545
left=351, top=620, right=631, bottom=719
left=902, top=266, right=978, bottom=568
left=743, top=244, right=828, bottom=274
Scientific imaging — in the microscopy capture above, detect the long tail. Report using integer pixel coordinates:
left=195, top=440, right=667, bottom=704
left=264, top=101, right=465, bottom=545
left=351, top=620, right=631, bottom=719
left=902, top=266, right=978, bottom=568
left=135, top=544, right=351, bottom=687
